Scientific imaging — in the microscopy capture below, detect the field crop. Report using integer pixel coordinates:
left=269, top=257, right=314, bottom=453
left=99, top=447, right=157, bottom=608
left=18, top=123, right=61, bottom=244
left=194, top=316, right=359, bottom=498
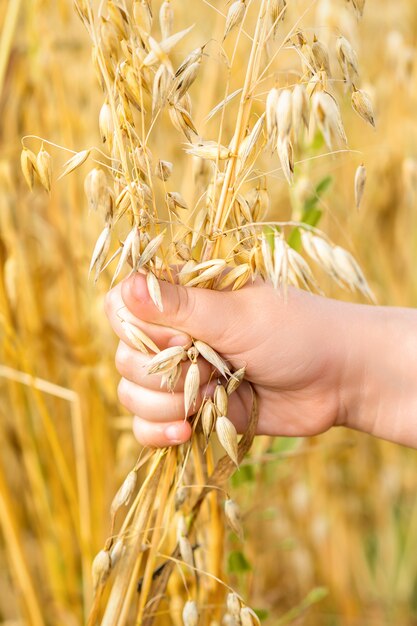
left=0, top=1, right=417, bottom=625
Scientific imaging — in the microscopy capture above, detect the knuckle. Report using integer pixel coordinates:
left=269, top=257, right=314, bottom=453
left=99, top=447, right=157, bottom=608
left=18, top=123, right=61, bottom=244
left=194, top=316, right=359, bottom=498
left=175, top=287, right=196, bottom=326
left=105, top=288, right=126, bottom=324
left=104, top=289, right=116, bottom=318
left=169, top=392, right=186, bottom=421
left=134, top=433, right=148, bottom=446
left=117, top=378, right=131, bottom=408
left=115, top=342, right=131, bottom=375
left=133, top=423, right=163, bottom=448
left=214, top=294, right=240, bottom=347
left=132, top=417, right=148, bottom=446
left=170, top=285, right=185, bottom=320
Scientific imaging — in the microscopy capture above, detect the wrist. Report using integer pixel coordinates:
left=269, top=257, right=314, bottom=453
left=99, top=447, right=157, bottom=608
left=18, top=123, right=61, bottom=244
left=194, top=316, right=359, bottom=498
left=338, top=303, right=417, bottom=447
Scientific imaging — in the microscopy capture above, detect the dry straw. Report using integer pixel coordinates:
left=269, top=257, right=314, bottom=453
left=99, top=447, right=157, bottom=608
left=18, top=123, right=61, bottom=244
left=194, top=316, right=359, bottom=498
left=21, top=0, right=375, bottom=623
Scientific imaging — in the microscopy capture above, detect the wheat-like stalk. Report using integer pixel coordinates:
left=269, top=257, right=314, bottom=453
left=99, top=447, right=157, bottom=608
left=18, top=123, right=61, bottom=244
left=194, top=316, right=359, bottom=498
left=21, top=0, right=375, bottom=623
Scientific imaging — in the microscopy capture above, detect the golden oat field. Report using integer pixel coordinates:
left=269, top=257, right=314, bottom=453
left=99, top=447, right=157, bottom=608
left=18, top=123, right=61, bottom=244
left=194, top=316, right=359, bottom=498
left=1, top=1, right=417, bottom=625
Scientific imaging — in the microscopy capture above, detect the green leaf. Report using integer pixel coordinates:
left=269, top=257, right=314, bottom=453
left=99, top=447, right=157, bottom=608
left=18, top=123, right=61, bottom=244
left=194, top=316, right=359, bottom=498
left=227, top=550, right=252, bottom=574
left=303, top=195, right=319, bottom=213
left=287, top=228, right=302, bottom=251
left=305, top=587, right=329, bottom=603
left=303, top=175, right=332, bottom=211
left=280, top=537, right=298, bottom=550
left=231, top=463, right=255, bottom=487
left=310, top=131, right=325, bottom=151
left=254, top=608, right=269, bottom=621
left=276, top=586, right=328, bottom=625
left=260, top=507, right=278, bottom=521
left=289, top=175, right=332, bottom=250
left=262, top=225, right=276, bottom=251
left=270, top=436, right=300, bottom=454
left=315, top=175, right=333, bottom=197
left=302, top=207, right=322, bottom=227
left=364, top=533, right=378, bottom=573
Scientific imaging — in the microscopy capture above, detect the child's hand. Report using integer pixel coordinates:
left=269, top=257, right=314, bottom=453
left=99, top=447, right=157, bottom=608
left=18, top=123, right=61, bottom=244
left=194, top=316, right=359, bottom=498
left=105, top=274, right=352, bottom=447
left=105, top=273, right=417, bottom=450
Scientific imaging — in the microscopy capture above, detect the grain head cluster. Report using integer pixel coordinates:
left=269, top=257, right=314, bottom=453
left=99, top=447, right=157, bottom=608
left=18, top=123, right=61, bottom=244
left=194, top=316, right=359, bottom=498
left=18, top=0, right=380, bottom=624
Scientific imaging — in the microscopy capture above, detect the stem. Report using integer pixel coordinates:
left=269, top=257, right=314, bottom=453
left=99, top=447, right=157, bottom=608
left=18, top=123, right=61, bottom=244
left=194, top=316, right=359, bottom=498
left=100, top=454, right=164, bottom=626
left=0, top=467, right=46, bottom=626
left=203, top=0, right=269, bottom=261
left=0, top=0, right=23, bottom=102
left=0, top=365, right=93, bottom=614
left=85, top=5, right=134, bottom=200
left=137, top=450, right=177, bottom=623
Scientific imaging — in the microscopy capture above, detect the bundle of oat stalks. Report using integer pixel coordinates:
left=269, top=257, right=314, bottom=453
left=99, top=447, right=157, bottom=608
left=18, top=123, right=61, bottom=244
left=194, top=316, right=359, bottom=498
left=21, top=0, right=374, bottom=624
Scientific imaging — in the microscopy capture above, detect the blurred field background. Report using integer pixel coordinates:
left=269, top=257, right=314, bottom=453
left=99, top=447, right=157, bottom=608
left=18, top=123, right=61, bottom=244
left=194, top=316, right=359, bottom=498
left=1, top=0, right=417, bottom=625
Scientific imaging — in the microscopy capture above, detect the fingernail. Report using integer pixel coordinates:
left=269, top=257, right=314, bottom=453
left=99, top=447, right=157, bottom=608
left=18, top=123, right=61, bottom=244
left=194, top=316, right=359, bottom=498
left=130, top=273, right=147, bottom=301
left=168, top=334, right=192, bottom=349
left=165, top=424, right=186, bottom=444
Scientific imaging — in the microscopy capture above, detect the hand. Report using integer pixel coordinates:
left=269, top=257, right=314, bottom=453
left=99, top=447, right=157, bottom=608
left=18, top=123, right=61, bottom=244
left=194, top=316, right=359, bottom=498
left=105, top=273, right=352, bottom=447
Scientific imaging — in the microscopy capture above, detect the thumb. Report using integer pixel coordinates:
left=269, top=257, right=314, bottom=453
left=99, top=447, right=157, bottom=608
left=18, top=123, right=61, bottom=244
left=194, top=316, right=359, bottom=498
left=121, top=272, right=238, bottom=348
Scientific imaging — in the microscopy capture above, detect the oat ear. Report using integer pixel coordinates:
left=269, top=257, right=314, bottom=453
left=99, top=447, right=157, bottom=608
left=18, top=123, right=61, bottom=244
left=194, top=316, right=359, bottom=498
left=89, top=225, right=112, bottom=281
left=351, top=87, right=376, bottom=127
left=58, top=149, right=91, bottom=180
left=21, top=147, right=38, bottom=190
left=193, top=340, right=232, bottom=378
left=137, top=230, right=166, bottom=267
left=355, top=164, right=367, bottom=209
left=179, top=536, right=195, bottom=568
left=110, top=471, right=137, bottom=517
left=146, top=271, right=163, bottom=311
left=147, top=345, right=186, bottom=375
left=184, top=361, right=200, bottom=416
left=182, top=601, right=199, bottom=626
left=227, top=593, right=242, bottom=620
left=36, top=145, right=52, bottom=193
left=159, top=0, right=174, bottom=40
left=201, top=400, right=216, bottom=442
left=223, top=0, right=246, bottom=42
left=224, top=499, right=244, bottom=540
left=240, top=606, right=261, bottom=626
left=215, top=415, right=239, bottom=467
left=91, top=550, right=112, bottom=592
left=121, top=319, right=160, bottom=354
left=214, top=384, right=228, bottom=416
